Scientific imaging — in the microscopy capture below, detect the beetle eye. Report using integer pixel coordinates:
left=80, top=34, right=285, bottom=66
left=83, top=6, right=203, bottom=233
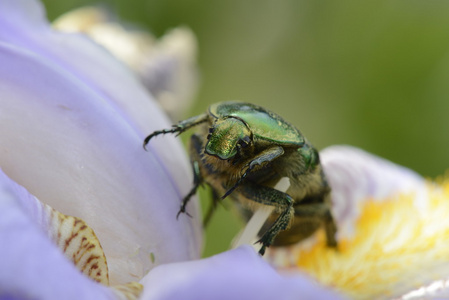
left=239, top=136, right=251, bottom=148
left=207, top=127, right=215, bottom=140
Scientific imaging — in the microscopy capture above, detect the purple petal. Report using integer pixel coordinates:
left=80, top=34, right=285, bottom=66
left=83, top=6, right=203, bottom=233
left=321, top=145, right=426, bottom=238
left=0, top=169, right=115, bottom=300
left=139, top=246, right=344, bottom=300
left=0, top=0, right=201, bottom=285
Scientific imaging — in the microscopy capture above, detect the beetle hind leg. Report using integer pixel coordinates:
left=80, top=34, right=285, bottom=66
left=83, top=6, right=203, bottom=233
left=289, top=201, right=338, bottom=249
left=323, top=210, right=338, bottom=248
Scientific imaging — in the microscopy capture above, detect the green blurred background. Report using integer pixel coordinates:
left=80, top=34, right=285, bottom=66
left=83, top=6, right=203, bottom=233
left=42, top=0, right=449, bottom=256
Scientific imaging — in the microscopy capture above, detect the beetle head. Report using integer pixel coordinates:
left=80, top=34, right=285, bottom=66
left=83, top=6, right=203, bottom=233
left=205, top=116, right=252, bottom=160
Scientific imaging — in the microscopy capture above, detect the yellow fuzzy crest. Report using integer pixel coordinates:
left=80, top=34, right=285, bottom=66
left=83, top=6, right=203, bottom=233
left=293, top=181, right=449, bottom=299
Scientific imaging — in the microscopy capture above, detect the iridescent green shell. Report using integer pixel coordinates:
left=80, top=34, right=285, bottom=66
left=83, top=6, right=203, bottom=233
left=208, top=101, right=305, bottom=147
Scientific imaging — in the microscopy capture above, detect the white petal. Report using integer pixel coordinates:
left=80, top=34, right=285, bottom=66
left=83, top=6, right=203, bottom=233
left=321, top=145, right=426, bottom=238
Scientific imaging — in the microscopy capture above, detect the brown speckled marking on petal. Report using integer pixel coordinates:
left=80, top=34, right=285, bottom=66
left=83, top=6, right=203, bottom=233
left=111, top=282, right=143, bottom=300
left=29, top=195, right=145, bottom=297
left=42, top=204, right=109, bottom=285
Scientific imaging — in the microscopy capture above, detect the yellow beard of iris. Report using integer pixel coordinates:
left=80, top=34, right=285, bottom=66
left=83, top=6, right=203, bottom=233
left=294, top=180, right=449, bottom=299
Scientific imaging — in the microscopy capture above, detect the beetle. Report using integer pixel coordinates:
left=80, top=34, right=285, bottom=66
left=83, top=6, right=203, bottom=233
left=143, top=101, right=337, bottom=255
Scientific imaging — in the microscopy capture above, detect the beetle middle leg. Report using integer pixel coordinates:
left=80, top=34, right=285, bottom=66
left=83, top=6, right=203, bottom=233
left=177, top=134, right=206, bottom=218
left=237, top=181, right=294, bottom=255
left=177, top=160, right=202, bottom=219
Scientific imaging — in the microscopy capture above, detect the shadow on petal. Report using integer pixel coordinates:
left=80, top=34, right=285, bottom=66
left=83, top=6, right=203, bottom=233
left=139, top=246, right=344, bottom=300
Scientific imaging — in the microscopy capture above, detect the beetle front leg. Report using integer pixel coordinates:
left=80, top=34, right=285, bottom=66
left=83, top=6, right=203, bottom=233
left=237, top=181, right=294, bottom=255
left=222, top=145, right=284, bottom=199
left=143, top=113, right=208, bottom=149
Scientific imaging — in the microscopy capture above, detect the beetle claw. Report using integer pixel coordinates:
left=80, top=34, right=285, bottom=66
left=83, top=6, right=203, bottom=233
left=255, top=235, right=271, bottom=256
left=176, top=207, right=193, bottom=219
left=255, top=240, right=268, bottom=256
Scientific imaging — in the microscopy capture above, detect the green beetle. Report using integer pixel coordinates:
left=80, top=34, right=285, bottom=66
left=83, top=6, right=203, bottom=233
left=144, top=101, right=337, bottom=255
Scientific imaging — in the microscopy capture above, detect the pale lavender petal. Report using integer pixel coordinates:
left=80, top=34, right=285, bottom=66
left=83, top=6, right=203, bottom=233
left=0, top=0, right=194, bottom=207
left=0, top=169, right=115, bottom=300
left=0, top=0, right=201, bottom=285
left=139, top=246, right=344, bottom=300
left=138, top=27, right=199, bottom=121
left=53, top=7, right=199, bottom=121
left=321, top=145, right=427, bottom=238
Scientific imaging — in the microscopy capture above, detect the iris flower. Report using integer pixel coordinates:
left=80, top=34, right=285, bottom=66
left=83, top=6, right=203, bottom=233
left=0, top=1, right=339, bottom=299
left=2, top=1, right=449, bottom=300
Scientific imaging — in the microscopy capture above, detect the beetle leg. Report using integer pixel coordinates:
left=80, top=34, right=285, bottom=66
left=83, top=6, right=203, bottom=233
left=221, top=146, right=284, bottom=199
left=202, top=189, right=221, bottom=227
left=176, top=134, right=206, bottom=219
left=177, top=186, right=196, bottom=219
left=236, top=181, right=294, bottom=255
left=292, top=202, right=338, bottom=248
left=177, top=159, right=204, bottom=219
left=143, top=113, right=208, bottom=150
